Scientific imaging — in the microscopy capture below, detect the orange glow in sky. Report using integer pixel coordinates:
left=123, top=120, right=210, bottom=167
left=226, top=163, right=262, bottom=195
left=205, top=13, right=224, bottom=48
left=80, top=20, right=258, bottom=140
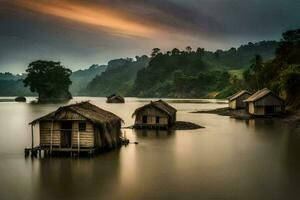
left=14, top=0, right=156, bottom=38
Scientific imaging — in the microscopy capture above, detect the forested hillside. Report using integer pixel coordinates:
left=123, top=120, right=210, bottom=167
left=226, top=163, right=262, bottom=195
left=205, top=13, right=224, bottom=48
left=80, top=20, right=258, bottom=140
left=70, top=64, right=106, bottom=95
left=128, top=41, right=278, bottom=98
left=0, top=40, right=280, bottom=98
left=0, top=72, right=34, bottom=96
left=85, top=55, right=149, bottom=96
left=242, top=29, right=300, bottom=108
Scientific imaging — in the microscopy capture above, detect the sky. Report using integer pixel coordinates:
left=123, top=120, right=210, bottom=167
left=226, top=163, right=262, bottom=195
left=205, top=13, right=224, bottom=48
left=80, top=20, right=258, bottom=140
left=0, top=0, right=299, bottom=73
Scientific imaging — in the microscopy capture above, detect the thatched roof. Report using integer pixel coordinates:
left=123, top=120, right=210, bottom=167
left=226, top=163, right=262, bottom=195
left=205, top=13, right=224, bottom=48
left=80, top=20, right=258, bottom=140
left=132, top=100, right=176, bottom=117
left=228, top=90, right=251, bottom=101
left=30, top=101, right=123, bottom=125
left=244, top=88, right=284, bottom=102
left=107, top=94, right=124, bottom=103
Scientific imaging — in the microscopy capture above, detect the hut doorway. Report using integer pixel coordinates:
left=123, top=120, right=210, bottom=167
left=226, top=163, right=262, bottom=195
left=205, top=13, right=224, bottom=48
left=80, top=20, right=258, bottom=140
left=142, top=116, right=148, bottom=124
left=61, top=121, right=72, bottom=148
left=156, top=116, right=160, bottom=124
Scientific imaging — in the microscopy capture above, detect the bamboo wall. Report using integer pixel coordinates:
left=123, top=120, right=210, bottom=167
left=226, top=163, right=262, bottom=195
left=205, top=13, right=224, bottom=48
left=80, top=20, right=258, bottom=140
left=72, top=121, right=94, bottom=148
left=39, top=120, right=121, bottom=149
left=135, top=107, right=170, bottom=126
left=39, top=121, right=60, bottom=147
left=39, top=121, right=94, bottom=148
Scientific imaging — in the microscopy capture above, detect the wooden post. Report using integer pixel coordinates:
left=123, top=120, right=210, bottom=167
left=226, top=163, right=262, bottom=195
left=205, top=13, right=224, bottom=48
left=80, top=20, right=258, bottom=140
left=77, top=129, right=80, bottom=155
left=31, top=124, right=34, bottom=150
left=50, top=121, right=53, bottom=153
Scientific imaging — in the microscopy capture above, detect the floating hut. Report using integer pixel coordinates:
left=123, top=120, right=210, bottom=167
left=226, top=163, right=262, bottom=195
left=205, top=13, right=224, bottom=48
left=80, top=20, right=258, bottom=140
left=132, top=100, right=177, bottom=129
left=26, top=101, right=125, bottom=157
left=106, top=94, right=125, bottom=103
left=244, top=88, right=285, bottom=116
left=228, top=90, right=251, bottom=109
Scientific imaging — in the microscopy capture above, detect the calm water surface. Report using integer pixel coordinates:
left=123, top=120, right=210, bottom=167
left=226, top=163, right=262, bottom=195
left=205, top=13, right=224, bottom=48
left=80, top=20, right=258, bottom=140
left=0, top=97, right=300, bottom=200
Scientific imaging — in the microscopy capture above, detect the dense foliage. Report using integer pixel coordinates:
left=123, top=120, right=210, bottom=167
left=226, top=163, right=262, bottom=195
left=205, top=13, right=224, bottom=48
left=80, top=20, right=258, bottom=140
left=23, top=60, right=72, bottom=102
left=85, top=56, right=149, bottom=96
left=70, top=64, right=107, bottom=95
left=243, top=29, right=300, bottom=107
left=130, top=50, right=230, bottom=98
left=0, top=40, right=280, bottom=99
left=0, top=80, right=34, bottom=96
left=129, top=41, right=278, bottom=98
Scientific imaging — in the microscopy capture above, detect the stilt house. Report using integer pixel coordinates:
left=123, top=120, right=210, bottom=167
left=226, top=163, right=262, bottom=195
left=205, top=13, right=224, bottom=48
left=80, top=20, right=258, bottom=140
left=132, top=100, right=177, bottom=129
left=29, top=101, right=123, bottom=153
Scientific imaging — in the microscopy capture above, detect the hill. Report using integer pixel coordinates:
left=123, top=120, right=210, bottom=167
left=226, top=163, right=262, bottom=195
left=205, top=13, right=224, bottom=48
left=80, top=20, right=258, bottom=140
left=129, top=41, right=279, bottom=98
left=70, top=64, right=107, bottom=95
left=85, top=55, right=149, bottom=96
left=0, top=72, right=34, bottom=96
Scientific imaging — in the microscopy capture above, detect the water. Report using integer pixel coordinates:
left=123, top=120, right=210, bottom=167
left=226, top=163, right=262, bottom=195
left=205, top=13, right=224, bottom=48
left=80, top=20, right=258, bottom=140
left=0, top=97, right=300, bottom=200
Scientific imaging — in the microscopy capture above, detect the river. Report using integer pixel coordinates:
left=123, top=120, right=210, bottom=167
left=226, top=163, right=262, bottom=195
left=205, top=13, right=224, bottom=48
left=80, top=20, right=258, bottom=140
left=0, top=97, right=299, bottom=200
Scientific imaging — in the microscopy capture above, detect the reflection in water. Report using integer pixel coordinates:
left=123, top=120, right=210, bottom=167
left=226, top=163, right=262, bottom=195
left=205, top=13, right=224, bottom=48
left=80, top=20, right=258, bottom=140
left=0, top=97, right=300, bottom=199
left=134, top=129, right=174, bottom=138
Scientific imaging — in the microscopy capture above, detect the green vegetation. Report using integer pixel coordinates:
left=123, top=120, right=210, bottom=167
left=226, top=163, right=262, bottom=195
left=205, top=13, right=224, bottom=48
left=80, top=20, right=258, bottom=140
left=80, top=41, right=278, bottom=98
left=242, top=29, right=300, bottom=107
left=130, top=50, right=230, bottom=98
left=23, top=60, right=72, bottom=102
left=70, top=64, right=107, bottom=95
left=128, top=41, right=278, bottom=98
left=85, top=56, right=149, bottom=96
left=0, top=79, right=34, bottom=96
left=0, top=39, right=283, bottom=99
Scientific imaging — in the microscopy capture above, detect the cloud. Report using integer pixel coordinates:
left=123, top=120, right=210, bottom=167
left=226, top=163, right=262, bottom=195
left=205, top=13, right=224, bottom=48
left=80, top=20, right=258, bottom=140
left=12, top=0, right=157, bottom=38
left=1, top=0, right=300, bottom=72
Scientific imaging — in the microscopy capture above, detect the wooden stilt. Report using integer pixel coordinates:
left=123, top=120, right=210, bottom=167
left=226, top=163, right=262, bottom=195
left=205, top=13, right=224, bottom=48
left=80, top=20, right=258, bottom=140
left=50, top=121, right=53, bottom=153
left=77, top=129, right=80, bottom=156
left=31, top=125, right=34, bottom=150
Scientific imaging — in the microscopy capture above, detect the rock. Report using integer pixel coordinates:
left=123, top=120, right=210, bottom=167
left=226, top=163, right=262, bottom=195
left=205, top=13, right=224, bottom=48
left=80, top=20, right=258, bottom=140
left=15, top=96, right=26, bottom=102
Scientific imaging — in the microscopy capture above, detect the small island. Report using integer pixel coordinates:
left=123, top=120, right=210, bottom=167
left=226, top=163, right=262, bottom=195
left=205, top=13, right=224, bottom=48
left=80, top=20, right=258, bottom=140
left=23, top=60, right=72, bottom=103
left=131, top=100, right=204, bottom=130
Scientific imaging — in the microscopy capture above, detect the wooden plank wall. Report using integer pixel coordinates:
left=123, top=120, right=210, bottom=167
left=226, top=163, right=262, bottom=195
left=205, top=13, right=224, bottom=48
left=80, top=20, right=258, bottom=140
left=135, top=107, right=169, bottom=125
left=40, top=122, right=60, bottom=146
left=39, top=120, right=121, bottom=149
left=254, top=94, right=284, bottom=106
left=72, top=121, right=94, bottom=148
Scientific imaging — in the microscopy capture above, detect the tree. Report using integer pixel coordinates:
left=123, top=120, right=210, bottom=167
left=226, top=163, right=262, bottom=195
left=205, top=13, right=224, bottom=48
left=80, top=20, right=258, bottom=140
left=23, top=60, right=72, bottom=102
left=151, top=48, right=161, bottom=57
left=171, top=48, right=180, bottom=56
left=276, top=28, right=300, bottom=64
left=248, top=54, right=264, bottom=90
left=185, top=46, right=192, bottom=53
left=279, top=65, right=300, bottom=105
left=196, top=47, right=205, bottom=55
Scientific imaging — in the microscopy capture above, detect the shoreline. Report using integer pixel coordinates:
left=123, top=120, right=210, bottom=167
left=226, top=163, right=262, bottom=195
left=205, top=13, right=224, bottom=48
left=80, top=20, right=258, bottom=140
left=192, top=106, right=300, bottom=130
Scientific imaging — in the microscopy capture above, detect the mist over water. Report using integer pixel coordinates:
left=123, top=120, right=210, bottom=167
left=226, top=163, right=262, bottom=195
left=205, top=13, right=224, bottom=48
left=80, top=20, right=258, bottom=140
left=0, top=97, right=300, bottom=200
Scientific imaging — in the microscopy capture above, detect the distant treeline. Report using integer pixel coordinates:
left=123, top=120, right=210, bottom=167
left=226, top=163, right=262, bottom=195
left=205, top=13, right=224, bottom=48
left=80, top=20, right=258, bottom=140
left=84, top=40, right=278, bottom=98
left=0, top=33, right=300, bottom=101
